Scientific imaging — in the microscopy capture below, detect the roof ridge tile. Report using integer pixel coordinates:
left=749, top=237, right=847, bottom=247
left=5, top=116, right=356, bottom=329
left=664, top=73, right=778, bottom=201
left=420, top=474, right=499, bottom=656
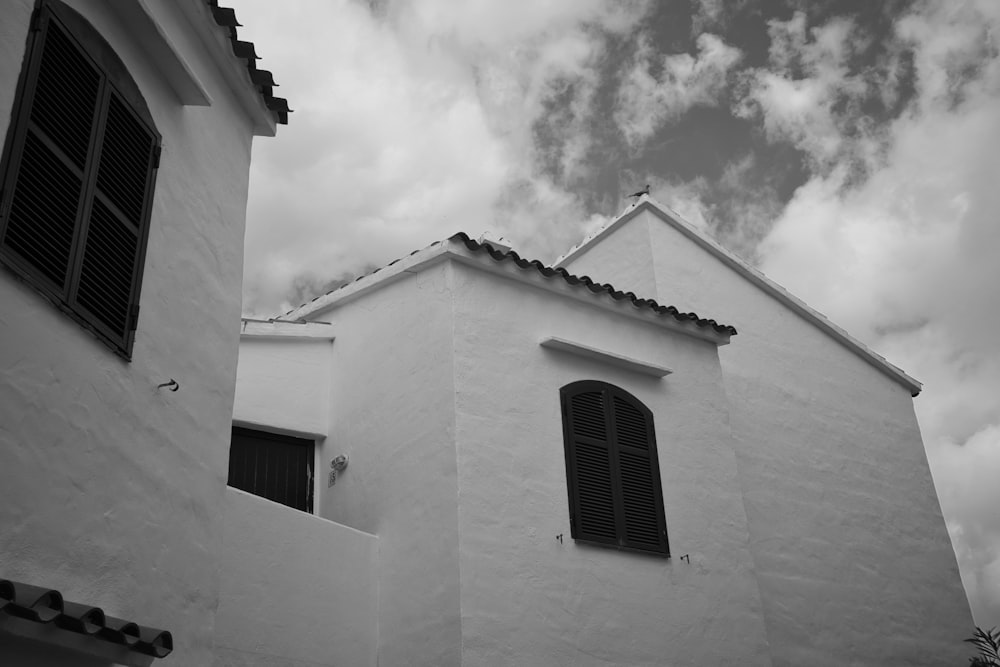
left=447, top=232, right=736, bottom=335
left=282, top=232, right=736, bottom=337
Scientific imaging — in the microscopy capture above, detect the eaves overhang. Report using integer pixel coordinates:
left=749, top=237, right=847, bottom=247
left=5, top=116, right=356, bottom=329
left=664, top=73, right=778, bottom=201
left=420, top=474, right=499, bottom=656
left=557, top=197, right=923, bottom=397
left=1, top=578, right=172, bottom=663
left=170, top=0, right=291, bottom=136
left=283, top=233, right=736, bottom=346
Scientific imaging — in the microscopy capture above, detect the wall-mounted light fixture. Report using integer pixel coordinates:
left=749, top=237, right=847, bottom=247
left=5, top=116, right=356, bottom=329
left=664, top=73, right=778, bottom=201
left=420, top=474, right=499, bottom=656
left=328, top=455, right=349, bottom=487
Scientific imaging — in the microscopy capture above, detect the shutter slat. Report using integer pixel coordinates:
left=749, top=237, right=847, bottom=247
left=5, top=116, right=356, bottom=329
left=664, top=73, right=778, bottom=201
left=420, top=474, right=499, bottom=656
left=574, top=440, right=617, bottom=540
left=620, top=446, right=662, bottom=548
left=73, top=90, right=155, bottom=343
left=613, top=396, right=649, bottom=451
left=30, top=20, right=100, bottom=169
left=3, top=130, right=82, bottom=287
left=96, top=94, right=153, bottom=226
left=76, top=199, right=137, bottom=337
left=570, top=392, right=607, bottom=441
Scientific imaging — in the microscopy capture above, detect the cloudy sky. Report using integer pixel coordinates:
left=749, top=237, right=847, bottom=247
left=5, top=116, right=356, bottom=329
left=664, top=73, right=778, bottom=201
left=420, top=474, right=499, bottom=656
left=232, top=0, right=1000, bottom=626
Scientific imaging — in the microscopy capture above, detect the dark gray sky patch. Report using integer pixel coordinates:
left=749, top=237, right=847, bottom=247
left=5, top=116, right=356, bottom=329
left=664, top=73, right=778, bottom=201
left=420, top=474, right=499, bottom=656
left=532, top=78, right=590, bottom=185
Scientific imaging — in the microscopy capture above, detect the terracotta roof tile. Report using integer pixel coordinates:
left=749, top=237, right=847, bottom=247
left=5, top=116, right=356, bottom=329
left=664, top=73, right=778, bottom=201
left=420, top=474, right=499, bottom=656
left=449, top=232, right=737, bottom=336
left=1, top=578, right=173, bottom=659
left=285, top=232, right=737, bottom=337
left=206, top=1, right=290, bottom=124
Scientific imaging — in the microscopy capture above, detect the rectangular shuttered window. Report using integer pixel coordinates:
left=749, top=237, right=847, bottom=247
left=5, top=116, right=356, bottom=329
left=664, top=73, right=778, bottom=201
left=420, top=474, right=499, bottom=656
left=228, top=427, right=315, bottom=513
left=0, top=3, right=160, bottom=359
left=561, top=381, right=669, bottom=556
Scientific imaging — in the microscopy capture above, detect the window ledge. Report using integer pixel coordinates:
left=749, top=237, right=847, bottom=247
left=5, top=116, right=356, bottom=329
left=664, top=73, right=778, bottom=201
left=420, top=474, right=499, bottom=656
left=540, top=337, right=672, bottom=377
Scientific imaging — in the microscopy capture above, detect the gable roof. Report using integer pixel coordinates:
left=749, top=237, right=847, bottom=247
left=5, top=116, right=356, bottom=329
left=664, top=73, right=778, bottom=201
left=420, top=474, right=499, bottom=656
left=282, top=232, right=737, bottom=344
left=556, top=197, right=922, bottom=397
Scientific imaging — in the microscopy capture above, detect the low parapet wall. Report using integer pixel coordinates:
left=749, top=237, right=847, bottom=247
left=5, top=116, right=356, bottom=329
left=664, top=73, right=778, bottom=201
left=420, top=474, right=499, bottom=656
left=214, top=487, right=378, bottom=667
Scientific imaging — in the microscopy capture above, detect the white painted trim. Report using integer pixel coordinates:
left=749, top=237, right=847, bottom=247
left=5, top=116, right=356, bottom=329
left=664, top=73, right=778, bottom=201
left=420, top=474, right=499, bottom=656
left=240, top=319, right=335, bottom=341
left=556, top=197, right=923, bottom=396
left=540, top=337, right=673, bottom=377
left=107, top=0, right=212, bottom=106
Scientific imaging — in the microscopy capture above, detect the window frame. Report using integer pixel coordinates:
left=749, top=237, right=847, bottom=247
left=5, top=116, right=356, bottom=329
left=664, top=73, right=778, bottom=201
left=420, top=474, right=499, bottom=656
left=228, top=426, right=316, bottom=514
left=560, top=380, right=670, bottom=557
left=0, top=0, right=161, bottom=360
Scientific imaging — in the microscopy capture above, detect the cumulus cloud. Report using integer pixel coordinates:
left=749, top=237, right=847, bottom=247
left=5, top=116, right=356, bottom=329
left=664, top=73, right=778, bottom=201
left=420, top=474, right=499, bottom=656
left=235, top=0, right=649, bottom=314
left=930, top=423, right=1000, bottom=627
left=733, top=11, right=889, bottom=174
left=614, top=32, right=742, bottom=149
left=690, top=0, right=724, bottom=35
left=755, top=0, right=1000, bottom=625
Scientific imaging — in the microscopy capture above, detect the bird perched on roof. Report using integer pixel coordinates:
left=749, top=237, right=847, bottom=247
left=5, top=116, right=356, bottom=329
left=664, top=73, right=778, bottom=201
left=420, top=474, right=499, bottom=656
left=629, top=184, right=650, bottom=199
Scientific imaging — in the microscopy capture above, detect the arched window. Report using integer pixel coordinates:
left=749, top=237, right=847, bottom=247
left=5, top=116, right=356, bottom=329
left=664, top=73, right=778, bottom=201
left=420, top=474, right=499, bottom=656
left=560, top=381, right=669, bottom=556
left=0, top=0, right=161, bottom=358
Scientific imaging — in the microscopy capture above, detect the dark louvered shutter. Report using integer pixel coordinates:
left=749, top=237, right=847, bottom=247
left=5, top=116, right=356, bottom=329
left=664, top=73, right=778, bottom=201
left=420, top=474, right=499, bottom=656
left=72, top=91, right=157, bottom=345
left=611, top=395, right=668, bottom=552
left=229, top=427, right=315, bottom=513
left=561, top=381, right=669, bottom=556
left=1, top=15, right=99, bottom=291
left=565, top=389, right=619, bottom=545
left=0, top=3, right=159, bottom=358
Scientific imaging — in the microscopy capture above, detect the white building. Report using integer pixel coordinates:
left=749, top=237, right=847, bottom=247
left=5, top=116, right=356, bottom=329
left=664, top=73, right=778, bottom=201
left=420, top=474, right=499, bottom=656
left=229, top=199, right=973, bottom=666
left=0, top=1, right=973, bottom=665
left=0, top=1, right=287, bottom=664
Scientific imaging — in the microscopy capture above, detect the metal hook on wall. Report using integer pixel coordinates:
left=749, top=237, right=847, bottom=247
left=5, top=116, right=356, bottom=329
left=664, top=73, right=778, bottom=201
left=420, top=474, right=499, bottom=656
left=156, top=379, right=179, bottom=392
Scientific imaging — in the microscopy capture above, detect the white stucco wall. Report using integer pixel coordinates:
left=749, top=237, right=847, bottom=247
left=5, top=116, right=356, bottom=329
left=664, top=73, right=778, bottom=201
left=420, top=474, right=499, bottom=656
left=308, top=262, right=463, bottom=667
left=280, top=254, right=772, bottom=665
left=562, top=207, right=973, bottom=665
left=568, top=215, right=659, bottom=298
left=449, top=261, right=770, bottom=666
left=233, top=337, right=332, bottom=438
left=0, top=2, right=264, bottom=664
left=213, top=488, right=378, bottom=667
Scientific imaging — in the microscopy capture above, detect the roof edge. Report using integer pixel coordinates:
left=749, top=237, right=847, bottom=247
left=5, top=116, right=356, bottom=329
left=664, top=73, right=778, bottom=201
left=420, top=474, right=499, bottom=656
left=283, top=234, right=735, bottom=345
left=1, top=577, right=172, bottom=660
left=240, top=318, right=335, bottom=341
left=175, top=0, right=287, bottom=135
left=557, top=197, right=922, bottom=397
left=283, top=240, right=453, bottom=321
